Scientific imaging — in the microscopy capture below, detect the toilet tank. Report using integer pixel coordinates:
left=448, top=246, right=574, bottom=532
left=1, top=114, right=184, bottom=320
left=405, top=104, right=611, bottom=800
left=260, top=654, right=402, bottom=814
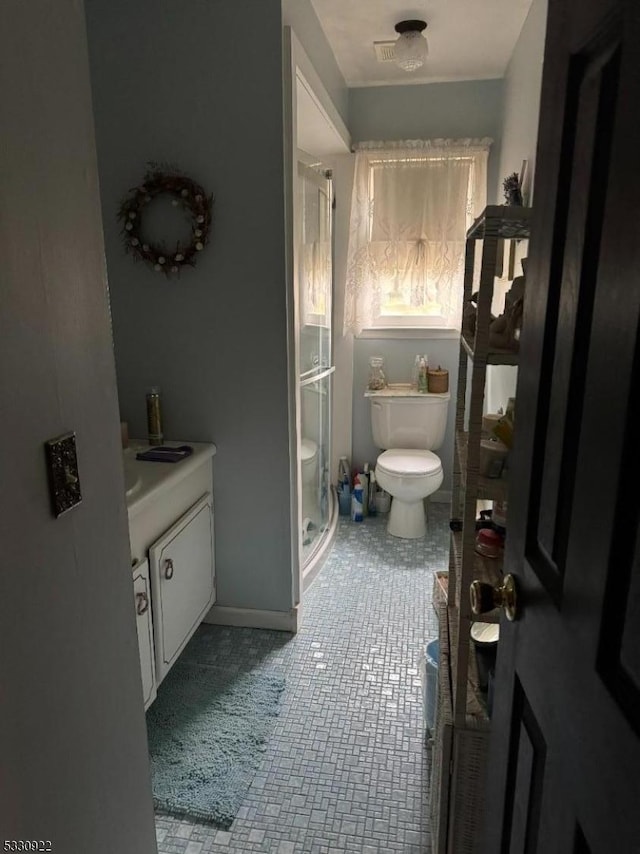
left=368, top=387, right=450, bottom=450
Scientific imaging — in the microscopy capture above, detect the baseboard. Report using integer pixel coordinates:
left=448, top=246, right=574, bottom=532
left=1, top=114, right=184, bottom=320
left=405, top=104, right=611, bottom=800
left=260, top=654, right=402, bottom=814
left=430, top=489, right=452, bottom=504
left=203, top=603, right=300, bottom=633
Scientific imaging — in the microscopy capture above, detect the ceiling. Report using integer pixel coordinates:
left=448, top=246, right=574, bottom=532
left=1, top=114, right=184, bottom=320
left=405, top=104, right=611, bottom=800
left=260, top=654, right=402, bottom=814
left=310, top=0, right=534, bottom=87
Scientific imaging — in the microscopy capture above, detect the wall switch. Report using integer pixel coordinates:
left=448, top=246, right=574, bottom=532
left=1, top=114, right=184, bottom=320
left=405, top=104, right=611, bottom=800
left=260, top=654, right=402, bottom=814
left=45, top=431, right=82, bottom=517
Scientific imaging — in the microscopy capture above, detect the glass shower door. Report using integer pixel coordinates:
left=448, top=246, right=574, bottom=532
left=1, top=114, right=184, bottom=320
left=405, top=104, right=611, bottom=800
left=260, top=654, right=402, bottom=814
left=298, top=162, right=334, bottom=562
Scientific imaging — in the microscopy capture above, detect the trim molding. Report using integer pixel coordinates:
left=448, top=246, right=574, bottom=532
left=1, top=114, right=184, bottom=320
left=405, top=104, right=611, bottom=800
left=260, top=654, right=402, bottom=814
left=203, top=604, right=300, bottom=633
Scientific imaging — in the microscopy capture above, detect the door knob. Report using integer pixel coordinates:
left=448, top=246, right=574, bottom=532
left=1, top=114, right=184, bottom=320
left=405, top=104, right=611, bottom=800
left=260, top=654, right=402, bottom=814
left=470, top=573, right=519, bottom=621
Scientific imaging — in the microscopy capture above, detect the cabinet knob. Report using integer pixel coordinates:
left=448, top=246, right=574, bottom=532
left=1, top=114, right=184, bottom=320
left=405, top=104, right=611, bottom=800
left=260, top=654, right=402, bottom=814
left=164, top=558, right=174, bottom=580
left=470, top=573, right=519, bottom=621
left=135, top=591, right=149, bottom=615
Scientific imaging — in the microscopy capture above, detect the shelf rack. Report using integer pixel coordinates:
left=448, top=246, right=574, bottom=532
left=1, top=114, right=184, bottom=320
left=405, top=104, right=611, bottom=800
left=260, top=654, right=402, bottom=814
left=430, top=204, right=531, bottom=854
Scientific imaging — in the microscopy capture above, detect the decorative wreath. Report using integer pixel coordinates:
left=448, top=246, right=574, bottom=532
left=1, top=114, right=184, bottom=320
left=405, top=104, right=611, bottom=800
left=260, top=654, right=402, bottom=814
left=118, top=164, right=213, bottom=276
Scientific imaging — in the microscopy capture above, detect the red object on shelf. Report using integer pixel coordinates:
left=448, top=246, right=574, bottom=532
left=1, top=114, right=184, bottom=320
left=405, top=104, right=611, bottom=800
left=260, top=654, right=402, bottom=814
left=475, top=527, right=503, bottom=558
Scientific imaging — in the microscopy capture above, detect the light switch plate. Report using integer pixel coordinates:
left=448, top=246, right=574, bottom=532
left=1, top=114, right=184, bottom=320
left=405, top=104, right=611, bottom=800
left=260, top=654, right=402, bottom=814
left=45, top=431, right=82, bottom=518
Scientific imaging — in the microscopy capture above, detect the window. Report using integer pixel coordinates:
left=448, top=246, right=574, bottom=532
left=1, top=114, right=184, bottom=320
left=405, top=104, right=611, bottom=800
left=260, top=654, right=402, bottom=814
left=344, top=138, right=491, bottom=334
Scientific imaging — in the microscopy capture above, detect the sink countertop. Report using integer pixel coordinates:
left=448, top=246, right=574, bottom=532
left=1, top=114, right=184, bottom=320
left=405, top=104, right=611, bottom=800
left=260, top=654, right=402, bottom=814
left=124, top=440, right=216, bottom=519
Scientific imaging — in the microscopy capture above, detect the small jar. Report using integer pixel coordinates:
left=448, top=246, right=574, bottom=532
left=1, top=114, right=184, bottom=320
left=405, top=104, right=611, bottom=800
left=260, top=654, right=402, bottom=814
left=368, top=356, right=387, bottom=390
left=475, top=528, right=503, bottom=558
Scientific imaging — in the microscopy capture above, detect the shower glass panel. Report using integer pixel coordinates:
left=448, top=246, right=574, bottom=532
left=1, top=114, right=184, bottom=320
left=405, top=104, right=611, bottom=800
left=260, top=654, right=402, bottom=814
left=300, top=370, right=332, bottom=561
left=297, top=162, right=334, bottom=565
left=298, top=163, right=332, bottom=376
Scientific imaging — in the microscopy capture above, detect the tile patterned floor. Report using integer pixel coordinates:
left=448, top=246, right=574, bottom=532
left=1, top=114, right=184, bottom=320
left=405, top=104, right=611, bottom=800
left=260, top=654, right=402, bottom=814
left=155, top=506, right=448, bottom=853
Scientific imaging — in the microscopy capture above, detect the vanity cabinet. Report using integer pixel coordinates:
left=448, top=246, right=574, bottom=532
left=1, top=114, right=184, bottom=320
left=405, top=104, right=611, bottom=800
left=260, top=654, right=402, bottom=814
left=149, top=493, right=214, bottom=683
left=133, top=559, right=156, bottom=710
left=126, top=441, right=216, bottom=698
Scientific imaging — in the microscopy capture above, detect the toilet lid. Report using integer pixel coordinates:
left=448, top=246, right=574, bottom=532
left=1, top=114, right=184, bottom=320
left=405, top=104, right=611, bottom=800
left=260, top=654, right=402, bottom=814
left=300, top=438, right=318, bottom=462
left=376, top=449, right=442, bottom=478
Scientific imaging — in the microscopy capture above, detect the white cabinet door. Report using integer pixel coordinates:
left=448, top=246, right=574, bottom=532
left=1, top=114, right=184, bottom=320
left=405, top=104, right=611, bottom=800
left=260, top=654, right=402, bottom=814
left=132, top=559, right=156, bottom=709
left=149, top=493, right=215, bottom=683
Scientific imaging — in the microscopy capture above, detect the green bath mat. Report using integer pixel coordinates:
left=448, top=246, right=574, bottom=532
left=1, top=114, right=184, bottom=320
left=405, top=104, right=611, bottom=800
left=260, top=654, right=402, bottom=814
left=146, top=660, right=285, bottom=828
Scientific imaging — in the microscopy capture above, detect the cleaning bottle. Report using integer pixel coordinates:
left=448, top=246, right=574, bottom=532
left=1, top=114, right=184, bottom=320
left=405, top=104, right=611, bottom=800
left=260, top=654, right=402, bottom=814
left=351, top=478, right=364, bottom=522
left=361, top=463, right=370, bottom=517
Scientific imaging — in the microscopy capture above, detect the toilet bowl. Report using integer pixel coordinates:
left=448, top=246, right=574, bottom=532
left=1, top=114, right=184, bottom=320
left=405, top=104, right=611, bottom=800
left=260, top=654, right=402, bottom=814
left=301, top=438, right=318, bottom=488
left=367, top=385, right=450, bottom=539
left=376, top=449, right=443, bottom=538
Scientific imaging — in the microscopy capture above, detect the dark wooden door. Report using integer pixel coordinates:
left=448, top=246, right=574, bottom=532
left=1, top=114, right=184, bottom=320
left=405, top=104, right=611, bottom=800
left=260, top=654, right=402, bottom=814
left=483, top=1, right=640, bottom=852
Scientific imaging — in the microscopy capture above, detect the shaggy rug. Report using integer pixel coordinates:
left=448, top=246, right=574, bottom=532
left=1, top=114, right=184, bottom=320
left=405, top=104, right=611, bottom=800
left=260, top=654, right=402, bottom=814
left=146, top=660, right=285, bottom=828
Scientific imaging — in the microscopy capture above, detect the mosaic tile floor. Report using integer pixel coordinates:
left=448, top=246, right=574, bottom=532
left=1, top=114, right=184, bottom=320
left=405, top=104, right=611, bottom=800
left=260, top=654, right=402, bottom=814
left=155, top=506, right=448, bottom=854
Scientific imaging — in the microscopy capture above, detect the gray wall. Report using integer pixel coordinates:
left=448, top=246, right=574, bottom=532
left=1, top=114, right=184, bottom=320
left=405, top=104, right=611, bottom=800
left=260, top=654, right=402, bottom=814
left=0, top=1, right=156, bottom=849
left=487, top=0, right=548, bottom=413
left=352, top=338, right=458, bottom=493
left=282, top=0, right=349, bottom=126
left=349, top=79, right=504, bottom=204
left=85, top=0, right=294, bottom=614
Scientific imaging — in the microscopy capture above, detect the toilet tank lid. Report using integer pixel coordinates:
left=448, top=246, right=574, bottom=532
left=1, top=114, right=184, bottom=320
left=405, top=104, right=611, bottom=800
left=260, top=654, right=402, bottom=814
left=377, top=449, right=442, bottom=477
left=301, top=438, right=318, bottom=461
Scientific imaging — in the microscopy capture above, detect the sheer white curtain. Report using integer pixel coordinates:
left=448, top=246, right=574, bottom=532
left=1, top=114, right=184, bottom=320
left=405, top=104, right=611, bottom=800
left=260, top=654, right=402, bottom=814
left=344, top=138, right=491, bottom=335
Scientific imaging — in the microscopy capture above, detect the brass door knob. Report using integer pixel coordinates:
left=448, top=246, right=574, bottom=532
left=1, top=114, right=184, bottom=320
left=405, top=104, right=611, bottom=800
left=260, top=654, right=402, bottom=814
left=470, top=573, right=519, bottom=621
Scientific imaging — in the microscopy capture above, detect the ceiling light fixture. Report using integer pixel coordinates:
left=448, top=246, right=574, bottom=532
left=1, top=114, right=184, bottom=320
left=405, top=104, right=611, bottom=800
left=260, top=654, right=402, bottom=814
left=394, top=20, right=428, bottom=72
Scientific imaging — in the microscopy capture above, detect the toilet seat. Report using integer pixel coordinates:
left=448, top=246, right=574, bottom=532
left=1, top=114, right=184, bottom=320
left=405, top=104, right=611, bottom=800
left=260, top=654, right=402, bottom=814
left=377, top=448, right=442, bottom=478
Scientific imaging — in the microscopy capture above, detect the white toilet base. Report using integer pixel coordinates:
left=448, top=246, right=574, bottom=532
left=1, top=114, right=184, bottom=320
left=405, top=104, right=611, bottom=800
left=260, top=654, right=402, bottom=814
left=386, top=496, right=427, bottom=539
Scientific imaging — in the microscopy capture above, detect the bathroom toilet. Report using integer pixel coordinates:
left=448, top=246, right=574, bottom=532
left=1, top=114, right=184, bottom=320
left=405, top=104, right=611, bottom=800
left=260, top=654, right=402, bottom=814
left=367, top=387, right=450, bottom=538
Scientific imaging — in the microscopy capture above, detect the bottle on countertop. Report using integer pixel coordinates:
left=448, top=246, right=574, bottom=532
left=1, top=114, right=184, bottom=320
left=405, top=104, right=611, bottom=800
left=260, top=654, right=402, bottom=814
left=146, top=386, right=163, bottom=446
left=411, top=355, right=420, bottom=390
left=417, top=356, right=429, bottom=393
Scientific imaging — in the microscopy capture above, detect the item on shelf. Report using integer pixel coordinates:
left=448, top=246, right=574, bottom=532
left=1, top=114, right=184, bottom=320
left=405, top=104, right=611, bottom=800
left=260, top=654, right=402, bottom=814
left=146, top=386, right=163, bottom=446
left=492, top=500, right=507, bottom=531
left=502, top=172, right=523, bottom=206
left=489, top=296, right=523, bottom=351
left=475, top=509, right=494, bottom=531
left=482, top=412, right=503, bottom=437
left=470, top=622, right=500, bottom=692
left=417, top=356, right=429, bottom=393
left=411, top=354, right=422, bottom=390
left=492, top=413, right=514, bottom=449
left=449, top=517, right=463, bottom=532
left=479, top=438, right=509, bottom=478
left=475, top=527, right=503, bottom=558
left=461, top=292, right=479, bottom=338
left=427, top=366, right=449, bottom=394
left=351, top=483, right=364, bottom=522
left=136, top=445, right=193, bottom=463
left=368, top=356, right=387, bottom=390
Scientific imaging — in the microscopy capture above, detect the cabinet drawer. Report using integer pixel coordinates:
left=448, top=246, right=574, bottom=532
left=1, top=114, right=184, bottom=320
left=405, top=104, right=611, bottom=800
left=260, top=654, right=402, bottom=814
left=149, top=493, right=215, bottom=683
left=132, top=559, right=156, bottom=710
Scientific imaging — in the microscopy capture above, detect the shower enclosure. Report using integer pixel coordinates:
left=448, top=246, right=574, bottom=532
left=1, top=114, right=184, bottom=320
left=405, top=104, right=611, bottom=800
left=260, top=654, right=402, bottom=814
left=297, top=160, right=334, bottom=569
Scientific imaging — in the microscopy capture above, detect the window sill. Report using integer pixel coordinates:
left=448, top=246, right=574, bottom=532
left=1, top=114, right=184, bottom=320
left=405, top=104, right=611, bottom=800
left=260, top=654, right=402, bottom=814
left=356, top=327, right=461, bottom=340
